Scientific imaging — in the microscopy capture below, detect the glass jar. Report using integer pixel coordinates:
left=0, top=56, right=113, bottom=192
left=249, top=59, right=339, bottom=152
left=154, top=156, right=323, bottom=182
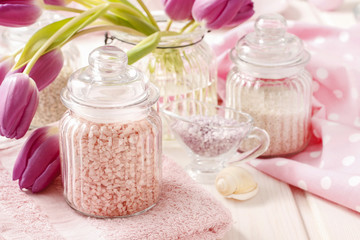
left=31, top=44, right=79, bottom=127
left=110, top=17, right=218, bottom=107
left=226, top=14, right=312, bottom=157
left=1, top=11, right=79, bottom=128
left=59, top=46, right=162, bottom=218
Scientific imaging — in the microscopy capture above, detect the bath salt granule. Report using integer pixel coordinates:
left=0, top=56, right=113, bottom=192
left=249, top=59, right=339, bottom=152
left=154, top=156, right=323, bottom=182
left=171, top=116, right=245, bottom=158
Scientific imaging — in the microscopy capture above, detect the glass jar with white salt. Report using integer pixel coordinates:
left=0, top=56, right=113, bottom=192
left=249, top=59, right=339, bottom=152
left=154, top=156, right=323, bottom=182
left=226, top=14, right=312, bottom=157
left=59, top=46, right=162, bottom=218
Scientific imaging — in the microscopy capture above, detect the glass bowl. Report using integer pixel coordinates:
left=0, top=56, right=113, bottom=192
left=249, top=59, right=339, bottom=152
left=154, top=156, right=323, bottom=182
left=161, top=99, right=269, bottom=183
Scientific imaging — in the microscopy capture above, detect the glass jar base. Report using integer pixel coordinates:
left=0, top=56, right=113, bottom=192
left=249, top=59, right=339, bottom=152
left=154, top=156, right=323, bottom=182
left=185, top=165, right=222, bottom=184
left=65, top=199, right=158, bottom=219
left=258, top=137, right=311, bottom=158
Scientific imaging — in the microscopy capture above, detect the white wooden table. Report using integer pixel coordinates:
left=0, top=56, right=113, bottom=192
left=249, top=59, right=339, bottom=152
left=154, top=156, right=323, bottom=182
left=162, top=1, right=360, bottom=239
left=2, top=1, right=358, bottom=239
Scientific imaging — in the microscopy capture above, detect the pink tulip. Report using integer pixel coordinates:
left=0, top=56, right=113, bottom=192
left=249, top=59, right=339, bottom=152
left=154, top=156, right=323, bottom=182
left=162, top=0, right=196, bottom=21
left=0, top=56, right=15, bottom=85
left=0, top=0, right=42, bottom=27
left=44, top=0, right=66, bottom=6
left=11, top=49, right=64, bottom=91
left=0, top=73, right=39, bottom=139
left=13, top=126, right=60, bottom=193
left=192, top=0, right=254, bottom=30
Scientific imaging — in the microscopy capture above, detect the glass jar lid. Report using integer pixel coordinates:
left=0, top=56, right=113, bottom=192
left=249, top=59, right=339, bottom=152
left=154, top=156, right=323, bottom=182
left=231, top=14, right=310, bottom=68
left=61, top=46, right=159, bottom=119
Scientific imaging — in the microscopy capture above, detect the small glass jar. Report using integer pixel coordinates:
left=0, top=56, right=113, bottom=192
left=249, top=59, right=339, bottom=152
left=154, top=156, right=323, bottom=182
left=226, top=14, right=312, bottom=157
left=110, top=16, right=218, bottom=107
left=59, top=46, right=162, bottom=218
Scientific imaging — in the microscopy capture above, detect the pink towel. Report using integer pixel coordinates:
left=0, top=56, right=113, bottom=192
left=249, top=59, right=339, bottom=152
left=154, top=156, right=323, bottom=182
left=0, top=138, right=232, bottom=240
left=212, top=21, right=360, bottom=213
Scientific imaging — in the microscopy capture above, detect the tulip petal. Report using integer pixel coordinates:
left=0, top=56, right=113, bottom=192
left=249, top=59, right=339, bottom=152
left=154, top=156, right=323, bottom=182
left=192, top=0, right=254, bottom=30
left=0, top=74, right=39, bottom=139
left=19, top=134, right=59, bottom=189
left=206, top=0, right=243, bottom=29
left=193, top=0, right=227, bottom=25
left=0, top=3, right=42, bottom=27
left=15, top=87, right=39, bottom=139
left=44, top=0, right=65, bottom=6
left=163, top=0, right=195, bottom=21
left=0, top=74, right=30, bottom=136
left=29, top=50, right=64, bottom=91
left=31, top=156, right=60, bottom=193
left=224, top=1, right=254, bottom=28
left=12, top=126, right=49, bottom=180
left=1, top=1, right=35, bottom=3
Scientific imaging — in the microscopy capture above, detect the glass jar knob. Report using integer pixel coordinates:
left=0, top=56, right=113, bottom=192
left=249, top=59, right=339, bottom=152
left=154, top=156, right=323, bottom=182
left=88, top=45, right=128, bottom=76
left=254, top=14, right=287, bottom=42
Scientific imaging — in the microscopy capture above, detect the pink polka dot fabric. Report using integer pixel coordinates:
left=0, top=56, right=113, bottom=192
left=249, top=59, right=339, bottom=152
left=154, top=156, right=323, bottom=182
left=212, top=22, right=360, bottom=213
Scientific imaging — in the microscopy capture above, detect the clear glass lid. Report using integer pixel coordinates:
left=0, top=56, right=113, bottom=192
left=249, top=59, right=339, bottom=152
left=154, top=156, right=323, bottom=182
left=231, top=14, right=310, bottom=68
left=61, top=45, right=159, bottom=111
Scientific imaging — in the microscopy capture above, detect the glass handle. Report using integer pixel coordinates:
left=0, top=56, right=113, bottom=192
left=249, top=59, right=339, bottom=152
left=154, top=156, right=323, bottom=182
left=228, top=127, right=270, bottom=164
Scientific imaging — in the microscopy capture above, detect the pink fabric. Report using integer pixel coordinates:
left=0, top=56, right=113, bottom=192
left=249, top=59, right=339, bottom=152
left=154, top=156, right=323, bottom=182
left=0, top=138, right=232, bottom=240
left=212, top=21, right=360, bottom=213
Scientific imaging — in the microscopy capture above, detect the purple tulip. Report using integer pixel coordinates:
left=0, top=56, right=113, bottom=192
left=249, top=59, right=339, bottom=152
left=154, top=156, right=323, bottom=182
left=11, top=49, right=64, bottom=91
left=13, top=126, right=60, bottom=193
left=0, top=73, right=39, bottom=139
left=44, top=0, right=66, bottom=6
left=162, top=0, right=196, bottom=21
left=0, top=56, right=15, bottom=85
left=192, top=0, right=254, bottom=30
left=0, top=0, right=42, bottom=27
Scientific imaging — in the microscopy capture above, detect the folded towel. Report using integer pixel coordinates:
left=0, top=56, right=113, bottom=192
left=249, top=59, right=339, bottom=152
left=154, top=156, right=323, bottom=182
left=212, top=21, right=360, bottom=213
left=0, top=138, right=232, bottom=240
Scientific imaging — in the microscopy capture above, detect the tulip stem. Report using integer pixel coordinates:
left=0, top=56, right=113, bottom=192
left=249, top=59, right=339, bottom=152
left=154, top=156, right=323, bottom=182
left=72, top=0, right=101, bottom=8
left=107, top=2, right=147, bottom=20
left=24, top=4, right=109, bottom=75
left=12, top=48, right=23, bottom=58
left=43, top=4, right=84, bottom=14
left=65, top=25, right=144, bottom=43
left=136, top=0, right=159, bottom=30
left=179, top=20, right=195, bottom=33
left=165, top=20, right=173, bottom=31
left=184, top=21, right=200, bottom=33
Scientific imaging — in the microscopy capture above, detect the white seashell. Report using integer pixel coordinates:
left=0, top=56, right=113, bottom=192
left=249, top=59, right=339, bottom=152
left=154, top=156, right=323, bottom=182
left=215, top=166, right=258, bottom=200
left=225, top=187, right=259, bottom=201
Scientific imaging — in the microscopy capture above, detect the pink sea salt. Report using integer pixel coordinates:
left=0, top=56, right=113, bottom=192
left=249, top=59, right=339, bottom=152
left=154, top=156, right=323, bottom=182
left=60, top=110, right=162, bottom=217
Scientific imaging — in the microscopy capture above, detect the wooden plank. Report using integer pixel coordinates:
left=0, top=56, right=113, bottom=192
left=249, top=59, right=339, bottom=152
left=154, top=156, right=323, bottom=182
left=307, top=193, right=360, bottom=240
left=164, top=141, right=309, bottom=240
left=292, top=187, right=328, bottom=240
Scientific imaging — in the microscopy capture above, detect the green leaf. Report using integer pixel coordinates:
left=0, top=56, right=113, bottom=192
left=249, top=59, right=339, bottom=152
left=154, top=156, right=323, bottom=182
left=106, top=0, right=147, bottom=20
left=112, top=11, right=157, bottom=35
left=127, top=31, right=160, bottom=65
left=103, top=13, right=134, bottom=29
left=14, top=4, right=109, bottom=69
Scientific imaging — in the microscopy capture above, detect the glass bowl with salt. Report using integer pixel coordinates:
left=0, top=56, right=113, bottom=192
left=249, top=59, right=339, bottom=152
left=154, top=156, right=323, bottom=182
left=161, top=99, right=270, bottom=183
